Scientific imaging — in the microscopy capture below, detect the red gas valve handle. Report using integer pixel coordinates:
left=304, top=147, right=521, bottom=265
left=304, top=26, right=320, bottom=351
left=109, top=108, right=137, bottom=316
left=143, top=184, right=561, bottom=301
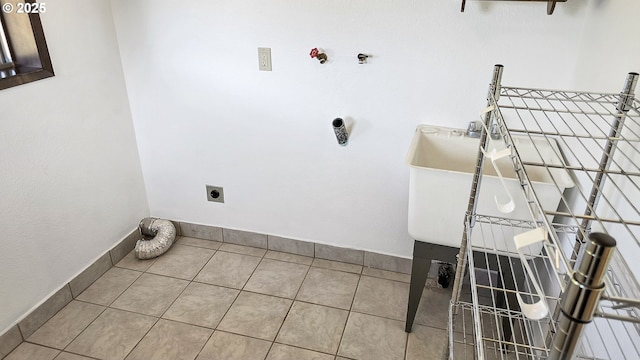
left=310, top=48, right=319, bottom=58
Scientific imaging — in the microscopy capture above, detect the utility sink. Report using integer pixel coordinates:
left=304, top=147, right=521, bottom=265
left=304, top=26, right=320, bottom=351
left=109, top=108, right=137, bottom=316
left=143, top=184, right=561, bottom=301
left=406, top=125, right=573, bottom=252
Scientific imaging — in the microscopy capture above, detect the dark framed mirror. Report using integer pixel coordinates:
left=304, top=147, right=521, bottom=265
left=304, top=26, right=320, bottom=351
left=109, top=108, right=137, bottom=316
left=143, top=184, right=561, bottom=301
left=0, top=0, right=54, bottom=90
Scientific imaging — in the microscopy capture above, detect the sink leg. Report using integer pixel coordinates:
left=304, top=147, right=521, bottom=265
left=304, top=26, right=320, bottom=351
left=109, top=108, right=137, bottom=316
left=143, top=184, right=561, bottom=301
left=406, top=242, right=430, bottom=333
left=406, top=241, right=459, bottom=333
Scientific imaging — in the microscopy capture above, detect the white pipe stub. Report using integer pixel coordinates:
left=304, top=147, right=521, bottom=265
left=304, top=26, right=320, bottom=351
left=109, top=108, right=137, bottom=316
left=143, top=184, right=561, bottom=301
left=135, top=217, right=176, bottom=259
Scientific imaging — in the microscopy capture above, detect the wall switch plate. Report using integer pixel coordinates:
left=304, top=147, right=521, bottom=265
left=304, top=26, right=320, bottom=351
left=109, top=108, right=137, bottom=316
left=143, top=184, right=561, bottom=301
left=258, top=47, right=272, bottom=71
left=206, top=185, right=224, bottom=203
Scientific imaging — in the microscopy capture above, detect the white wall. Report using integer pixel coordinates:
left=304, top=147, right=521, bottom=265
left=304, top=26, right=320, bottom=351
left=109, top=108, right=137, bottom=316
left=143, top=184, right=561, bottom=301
left=573, top=0, right=640, bottom=92
left=0, top=0, right=149, bottom=333
left=110, top=0, right=599, bottom=259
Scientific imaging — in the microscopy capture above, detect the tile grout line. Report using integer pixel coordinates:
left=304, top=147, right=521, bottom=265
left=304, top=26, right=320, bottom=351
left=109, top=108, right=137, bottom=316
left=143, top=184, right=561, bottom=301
left=334, top=271, right=363, bottom=358
left=210, top=247, right=274, bottom=359
left=270, top=341, right=338, bottom=358
left=182, top=235, right=382, bottom=277
left=56, top=300, right=109, bottom=354
left=19, top=306, right=106, bottom=360
left=14, top=340, right=59, bottom=354
left=96, top=268, right=145, bottom=308
left=404, top=321, right=410, bottom=360
left=181, top=224, right=414, bottom=274
left=182, top=242, right=248, bottom=359
left=116, top=241, right=202, bottom=360
left=181, top=317, right=216, bottom=360
left=266, top=253, right=314, bottom=357
left=120, top=316, right=161, bottom=360
left=15, top=321, right=25, bottom=348
left=347, top=308, right=419, bottom=326
left=23, top=299, right=108, bottom=354
left=151, top=239, right=217, bottom=319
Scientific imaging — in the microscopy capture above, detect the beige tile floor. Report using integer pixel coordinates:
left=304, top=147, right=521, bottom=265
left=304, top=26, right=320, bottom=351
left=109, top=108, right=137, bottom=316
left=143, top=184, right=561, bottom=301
left=4, top=237, right=452, bottom=360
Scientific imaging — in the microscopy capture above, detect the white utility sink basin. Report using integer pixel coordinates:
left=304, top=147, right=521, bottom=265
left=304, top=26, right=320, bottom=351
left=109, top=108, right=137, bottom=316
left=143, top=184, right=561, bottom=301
left=406, top=125, right=574, bottom=252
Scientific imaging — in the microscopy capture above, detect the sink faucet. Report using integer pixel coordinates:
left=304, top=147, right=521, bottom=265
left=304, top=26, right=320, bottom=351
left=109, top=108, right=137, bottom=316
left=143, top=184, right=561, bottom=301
left=466, top=121, right=501, bottom=140
left=466, top=121, right=482, bottom=138
left=490, top=123, right=501, bottom=140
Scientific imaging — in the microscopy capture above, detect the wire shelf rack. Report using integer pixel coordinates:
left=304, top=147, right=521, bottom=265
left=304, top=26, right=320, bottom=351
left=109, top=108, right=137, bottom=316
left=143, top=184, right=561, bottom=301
left=491, top=84, right=640, bottom=319
left=467, top=215, right=561, bottom=359
left=452, top=215, right=640, bottom=359
left=450, top=300, right=547, bottom=360
left=450, top=66, right=640, bottom=359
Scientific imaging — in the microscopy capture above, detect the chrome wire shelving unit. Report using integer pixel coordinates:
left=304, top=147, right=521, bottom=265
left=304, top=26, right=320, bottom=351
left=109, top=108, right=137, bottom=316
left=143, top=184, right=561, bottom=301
left=449, top=65, right=640, bottom=359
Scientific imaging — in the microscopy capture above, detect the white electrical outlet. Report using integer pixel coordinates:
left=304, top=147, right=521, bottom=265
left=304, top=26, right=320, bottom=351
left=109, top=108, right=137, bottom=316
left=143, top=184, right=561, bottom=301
left=258, top=47, right=272, bottom=71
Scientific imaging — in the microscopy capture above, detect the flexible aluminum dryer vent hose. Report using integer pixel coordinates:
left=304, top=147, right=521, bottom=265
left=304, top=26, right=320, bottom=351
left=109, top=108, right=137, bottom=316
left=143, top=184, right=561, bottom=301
left=135, top=217, right=176, bottom=259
